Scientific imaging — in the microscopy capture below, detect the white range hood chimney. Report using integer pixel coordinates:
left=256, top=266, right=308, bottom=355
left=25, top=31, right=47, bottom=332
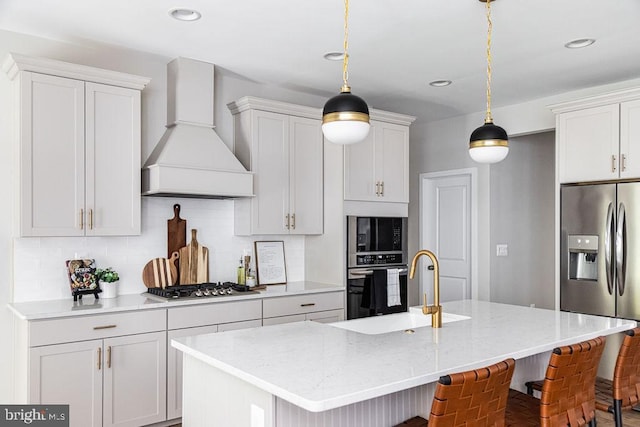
left=142, top=57, right=253, bottom=198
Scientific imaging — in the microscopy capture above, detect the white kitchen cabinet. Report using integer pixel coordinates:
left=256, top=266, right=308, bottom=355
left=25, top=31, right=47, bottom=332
left=229, top=97, right=323, bottom=235
left=262, top=291, right=344, bottom=326
left=30, top=340, right=103, bottom=427
left=166, top=300, right=263, bottom=420
left=26, top=310, right=166, bottom=427
left=4, top=53, right=149, bottom=236
left=344, top=119, right=411, bottom=203
left=552, top=88, right=640, bottom=183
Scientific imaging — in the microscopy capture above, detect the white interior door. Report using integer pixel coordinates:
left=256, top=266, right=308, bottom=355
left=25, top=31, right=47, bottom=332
left=420, top=170, right=475, bottom=303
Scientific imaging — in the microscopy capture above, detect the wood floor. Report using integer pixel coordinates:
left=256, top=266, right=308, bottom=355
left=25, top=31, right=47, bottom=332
left=597, top=408, right=640, bottom=427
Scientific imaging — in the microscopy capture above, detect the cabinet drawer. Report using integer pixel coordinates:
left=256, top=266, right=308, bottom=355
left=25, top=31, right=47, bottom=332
left=263, top=292, right=344, bottom=318
left=29, top=309, right=166, bottom=347
left=168, top=300, right=262, bottom=330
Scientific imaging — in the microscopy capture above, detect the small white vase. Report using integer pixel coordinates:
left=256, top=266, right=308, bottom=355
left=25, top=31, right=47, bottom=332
left=100, top=280, right=119, bottom=299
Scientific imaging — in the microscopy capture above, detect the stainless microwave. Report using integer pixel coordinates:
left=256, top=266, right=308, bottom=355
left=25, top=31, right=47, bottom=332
left=347, top=216, right=408, bottom=268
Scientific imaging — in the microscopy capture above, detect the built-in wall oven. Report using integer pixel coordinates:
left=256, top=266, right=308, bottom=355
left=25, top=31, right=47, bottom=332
left=346, top=216, right=408, bottom=319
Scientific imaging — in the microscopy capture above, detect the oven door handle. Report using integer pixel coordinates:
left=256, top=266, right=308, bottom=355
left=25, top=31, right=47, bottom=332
left=349, top=268, right=408, bottom=276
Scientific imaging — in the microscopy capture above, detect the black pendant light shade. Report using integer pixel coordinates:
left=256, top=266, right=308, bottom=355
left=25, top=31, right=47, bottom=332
left=469, top=121, right=508, bottom=143
left=322, top=87, right=371, bottom=144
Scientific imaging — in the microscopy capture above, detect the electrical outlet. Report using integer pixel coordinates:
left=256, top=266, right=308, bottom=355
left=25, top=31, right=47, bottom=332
left=496, top=244, right=508, bottom=257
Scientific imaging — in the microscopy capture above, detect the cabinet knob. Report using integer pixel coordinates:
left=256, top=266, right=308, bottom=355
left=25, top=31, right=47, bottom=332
left=612, top=155, right=617, bottom=173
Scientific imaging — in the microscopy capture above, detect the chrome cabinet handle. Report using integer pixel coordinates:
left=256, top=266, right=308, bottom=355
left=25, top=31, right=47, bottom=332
left=622, top=154, right=627, bottom=172
left=616, top=203, right=626, bottom=296
left=380, top=181, right=384, bottom=196
left=375, top=181, right=380, bottom=196
left=97, top=347, right=102, bottom=370
left=291, top=213, right=296, bottom=230
left=79, top=209, right=84, bottom=230
left=89, top=209, right=93, bottom=230
left=107, top=346, right=112, bottom=369
left=285, top=214, right=290, bottom=230
left=612, top=155, right=617, bottom=173
left=605, top=202, right=614, bottom=295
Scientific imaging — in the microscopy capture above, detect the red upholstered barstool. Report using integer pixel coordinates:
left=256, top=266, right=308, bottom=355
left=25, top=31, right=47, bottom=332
left=506, top=336, right=606, bottom=427
left=395, top=358, right=515, bottom=427
left=527, top=328, right=640, bottom=427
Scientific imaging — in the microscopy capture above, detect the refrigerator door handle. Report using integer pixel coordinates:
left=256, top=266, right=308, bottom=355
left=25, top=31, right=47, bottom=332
left=605, top=202, right=615, bottom=295
left=616, top=203, right=627, bottom=296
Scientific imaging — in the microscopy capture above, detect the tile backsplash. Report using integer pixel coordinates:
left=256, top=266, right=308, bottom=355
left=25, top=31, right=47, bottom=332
left=13, top=198, right=305, bottom=302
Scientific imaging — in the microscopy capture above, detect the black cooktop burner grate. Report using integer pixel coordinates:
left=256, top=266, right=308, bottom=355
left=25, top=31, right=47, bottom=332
left=147, top=282, right=256, bottom=299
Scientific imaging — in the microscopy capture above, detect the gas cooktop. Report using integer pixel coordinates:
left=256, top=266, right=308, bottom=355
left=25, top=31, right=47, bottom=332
left=146, top=282, right=260, bottom=300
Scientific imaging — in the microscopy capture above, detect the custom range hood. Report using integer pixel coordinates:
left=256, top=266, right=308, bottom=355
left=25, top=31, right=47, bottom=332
left=142, top=57, right=253, bottom=198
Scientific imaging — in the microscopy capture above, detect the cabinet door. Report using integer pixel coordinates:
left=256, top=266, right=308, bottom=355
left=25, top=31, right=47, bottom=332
left=250, top=110, right=290, bottom=234
left=344, top=124, right=377, bottom=201
left=167, top=325, right=218, bottom=421
left=86, top=83, right=141, bottom=236
left=620, top=99, right=640, bottom=180
left=289, top=116, right=323, bottom=234
left=558, top=105, right=620, bottom=183
left=20, top=72, right=85, bottom=236
left=376, top=122, right=409, bottom=202
left=30, top=340, right=102, bottom=427
left=103, top=332, right=166, bottom=427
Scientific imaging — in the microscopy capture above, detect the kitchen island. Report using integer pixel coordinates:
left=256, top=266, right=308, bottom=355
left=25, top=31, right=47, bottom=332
left=172, top=300, right=636, bottom=427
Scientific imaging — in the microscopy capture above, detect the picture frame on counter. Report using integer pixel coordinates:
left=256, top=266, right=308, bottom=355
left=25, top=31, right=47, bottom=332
left=254, top=240, right=287, bottom=285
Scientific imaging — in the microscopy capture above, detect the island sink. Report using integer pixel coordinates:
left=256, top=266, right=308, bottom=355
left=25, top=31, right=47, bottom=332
left=330, top=307, right=470, bottom=334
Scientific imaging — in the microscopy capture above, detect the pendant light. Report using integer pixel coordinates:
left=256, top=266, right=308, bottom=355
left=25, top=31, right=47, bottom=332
left=322, top=0, right=370, bottom=145
left=469, top=0, right=509, bottom=164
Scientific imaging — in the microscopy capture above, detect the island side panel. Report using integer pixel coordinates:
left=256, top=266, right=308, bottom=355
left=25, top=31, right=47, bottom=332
left=275, top=384, right=435, bottom=426
left=182, top=354, right=275, bottom=427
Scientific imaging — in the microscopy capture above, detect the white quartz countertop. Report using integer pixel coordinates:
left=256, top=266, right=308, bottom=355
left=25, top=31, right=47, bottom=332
left=8, top=281, right=344, bottom=320
left=172, top=300, right=637, bottom=412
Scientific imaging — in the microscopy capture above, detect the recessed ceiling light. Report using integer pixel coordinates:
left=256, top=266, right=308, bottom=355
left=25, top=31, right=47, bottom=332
left=323, top=52, right=345, bottom=61
left=429, top=80, right=452, bottom=87
left=564, top=38, right=596, bottom=49
left=169, top=8, right=202, bottom=21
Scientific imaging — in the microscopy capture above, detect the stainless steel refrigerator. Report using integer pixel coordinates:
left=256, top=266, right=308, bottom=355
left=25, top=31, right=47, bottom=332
left=561, top=183, right=640, bottom=320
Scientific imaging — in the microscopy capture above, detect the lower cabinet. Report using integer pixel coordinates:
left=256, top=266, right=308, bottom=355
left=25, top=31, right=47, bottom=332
left=19, top=291, right=345, bottom=426
left=28, top=314, right=166, bottom=427
left=166, top=300, right=263, bottom=420
left=262, top=292, right=344, bottom=326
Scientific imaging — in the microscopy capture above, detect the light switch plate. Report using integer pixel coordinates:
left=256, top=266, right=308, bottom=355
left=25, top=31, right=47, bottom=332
left=496, top=244, right=508, bottom=257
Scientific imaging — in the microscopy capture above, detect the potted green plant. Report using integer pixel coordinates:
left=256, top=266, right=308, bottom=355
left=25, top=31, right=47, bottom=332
left=96, top=267, right=119, bottom=298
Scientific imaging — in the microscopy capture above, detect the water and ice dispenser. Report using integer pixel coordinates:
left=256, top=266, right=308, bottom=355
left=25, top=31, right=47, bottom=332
left=568, top=235, right=598, bottom=281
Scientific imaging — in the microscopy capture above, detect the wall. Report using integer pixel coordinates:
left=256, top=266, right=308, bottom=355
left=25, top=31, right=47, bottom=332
left=0, top=29, right=328, bottom=402
left=489, top=132, right=555, bottom=309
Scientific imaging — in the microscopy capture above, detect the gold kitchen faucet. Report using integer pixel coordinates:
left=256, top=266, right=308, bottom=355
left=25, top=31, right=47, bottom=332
left=409, top=250, right=442, bottom=328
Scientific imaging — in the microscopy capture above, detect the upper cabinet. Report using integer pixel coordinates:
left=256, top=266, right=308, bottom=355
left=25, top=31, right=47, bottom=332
left=3, top=53, right=150, bottom=236
left=552, top=88, right=640, bottom=184
left=344, top=112, right=415, bottom=203
left=229, top=97, right=323, bottom=235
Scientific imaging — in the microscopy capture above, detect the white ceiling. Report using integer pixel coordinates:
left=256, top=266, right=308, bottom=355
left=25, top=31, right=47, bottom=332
left=1, top=0, right=639, bottom=122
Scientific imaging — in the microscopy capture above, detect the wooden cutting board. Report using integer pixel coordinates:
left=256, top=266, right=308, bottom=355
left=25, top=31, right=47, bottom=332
left=167, top=204, right=187, bottom=259
left=178, top=229, right=209, bottom=285
left=142, top=252, right=179, bottom=288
